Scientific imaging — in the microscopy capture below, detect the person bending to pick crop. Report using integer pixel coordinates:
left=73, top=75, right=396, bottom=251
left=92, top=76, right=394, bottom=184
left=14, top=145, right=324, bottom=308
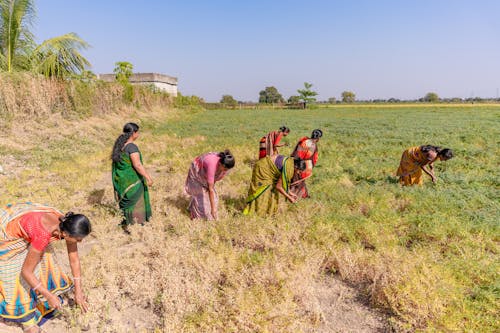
left=0, top=202, right=91, bottom=333
left=396, top=145, right=454, bottom=186
left=111, top=122, right=153, bottom=233
left=289, top=129, right=322, bottom=199
left=185, top=150, right=235, bottom=220
left=258, top=126, right=290, bottom=159
left=243, top=155, right=306, bottom=216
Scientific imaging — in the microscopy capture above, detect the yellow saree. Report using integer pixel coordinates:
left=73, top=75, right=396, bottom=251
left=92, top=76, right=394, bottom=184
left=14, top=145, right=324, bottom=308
left=396, top=146, right=428, bottom=186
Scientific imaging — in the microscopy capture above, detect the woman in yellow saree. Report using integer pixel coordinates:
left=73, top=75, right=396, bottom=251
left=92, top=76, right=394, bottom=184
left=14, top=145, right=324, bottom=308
left=243, top=155, right=306, bottom=216
left=397, top=145, right=454, bottom=186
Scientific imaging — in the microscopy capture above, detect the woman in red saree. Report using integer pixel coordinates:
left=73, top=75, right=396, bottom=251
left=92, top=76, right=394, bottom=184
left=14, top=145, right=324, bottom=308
left=258, top=126, right=290, bottom=159
left=290, top=129, right=322, bottom=199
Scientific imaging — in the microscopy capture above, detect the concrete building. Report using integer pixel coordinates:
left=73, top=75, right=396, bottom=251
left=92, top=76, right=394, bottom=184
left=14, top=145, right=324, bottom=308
left=97, top=73, right=178, bottom=96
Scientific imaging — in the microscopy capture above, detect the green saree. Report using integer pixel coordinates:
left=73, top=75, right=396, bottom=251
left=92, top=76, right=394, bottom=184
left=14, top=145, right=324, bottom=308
left=243, top=156, right=294, bottom=216
left=112, top=149, right=151, bottom=225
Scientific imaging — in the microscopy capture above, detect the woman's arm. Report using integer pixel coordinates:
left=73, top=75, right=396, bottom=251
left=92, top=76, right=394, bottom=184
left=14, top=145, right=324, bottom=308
left=207, top=182, right=218, bottom=220
left=67, top=240, right=89, bottom=312
left=21, top=248, right=62, bottom=310
left=130, top=152, right=153, bottom=186
left=290, top=173, right=311, bottom=186
left=276, top=178, right=297, bottom=203
left=421, top=165, right=436, bottom=182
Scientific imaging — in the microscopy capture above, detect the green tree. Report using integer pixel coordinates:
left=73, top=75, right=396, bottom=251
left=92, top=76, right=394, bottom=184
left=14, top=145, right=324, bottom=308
left=113, top=61, right=133, bottom=83
left=287, top=95, right=301, bottom=104
left=0, top=0, right=90, bottom=77
left=341, top=91, right=356, bottom=103
left=423, top=92, right=439, bottom=102
left=297, top=82, right=318, bottom=107
left=113, top=61, right=134, bottom=102
left=259, top=86, right=285, bottom=103
left=220, top=94, right=238, bottom=107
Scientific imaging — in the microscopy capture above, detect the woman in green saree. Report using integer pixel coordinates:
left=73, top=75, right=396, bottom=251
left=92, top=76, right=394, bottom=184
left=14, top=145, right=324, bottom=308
left=111, top=123, right=153, bottom=232
left=243, top=155, right=306, bottom=216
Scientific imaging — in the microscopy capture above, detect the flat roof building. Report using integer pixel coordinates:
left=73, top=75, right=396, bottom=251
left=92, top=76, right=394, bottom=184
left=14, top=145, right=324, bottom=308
left=97, top=73, right=178, bottom=97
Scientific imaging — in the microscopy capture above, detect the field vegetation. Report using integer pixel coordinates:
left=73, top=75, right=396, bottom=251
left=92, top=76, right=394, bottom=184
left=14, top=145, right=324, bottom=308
left=0, top=81, right=498, bottom=332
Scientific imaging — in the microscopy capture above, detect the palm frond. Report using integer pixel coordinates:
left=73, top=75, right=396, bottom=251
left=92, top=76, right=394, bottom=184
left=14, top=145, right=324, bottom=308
left=32, top=32, right=90, bottom=78
left=0, top=0, right=35, bottom=71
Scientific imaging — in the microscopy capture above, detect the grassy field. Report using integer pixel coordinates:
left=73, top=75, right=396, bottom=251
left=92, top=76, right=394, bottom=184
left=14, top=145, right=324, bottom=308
left=0, top=104, right=498, bottom=332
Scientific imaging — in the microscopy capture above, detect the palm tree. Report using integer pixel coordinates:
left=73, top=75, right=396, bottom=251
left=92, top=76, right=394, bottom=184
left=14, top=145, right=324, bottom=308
left=0, top=0, right=90, bottom=77
left=31, top=33, right=90, bottom=78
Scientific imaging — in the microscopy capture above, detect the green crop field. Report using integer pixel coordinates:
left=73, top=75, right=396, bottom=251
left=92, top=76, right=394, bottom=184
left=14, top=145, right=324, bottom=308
left=1, top=104, right=498, bottom=332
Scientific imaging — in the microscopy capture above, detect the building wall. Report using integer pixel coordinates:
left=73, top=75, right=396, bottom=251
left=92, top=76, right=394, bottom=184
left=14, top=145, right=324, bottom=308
left=134, top=82, right=178, bottom=96
left=97, top=73, right=178, bottom=97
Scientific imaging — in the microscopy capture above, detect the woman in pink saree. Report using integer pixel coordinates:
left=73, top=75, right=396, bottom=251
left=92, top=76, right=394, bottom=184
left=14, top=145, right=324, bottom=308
left=185, top=150, right=235, bottom=220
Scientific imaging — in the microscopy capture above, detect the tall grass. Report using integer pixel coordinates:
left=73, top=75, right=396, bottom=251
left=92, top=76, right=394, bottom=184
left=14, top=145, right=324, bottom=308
left=0, top=73, right=172, bottom=127
left=0, top=103, right=498, bottom=332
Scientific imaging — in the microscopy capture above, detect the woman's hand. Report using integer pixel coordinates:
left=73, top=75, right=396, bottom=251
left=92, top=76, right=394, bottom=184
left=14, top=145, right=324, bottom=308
left=288, top=192, right=298, bottom=203
left=146, top=177, right=153, bottom=187
left=211, top=208, right=218, bottom=220
left=48, top=294, right=62, bottom=310
left=74, top=289, right=89, bottom=312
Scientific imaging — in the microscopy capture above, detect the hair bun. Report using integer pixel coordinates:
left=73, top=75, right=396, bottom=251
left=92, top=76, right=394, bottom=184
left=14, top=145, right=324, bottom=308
left=312, top=129, right=323, bottom=139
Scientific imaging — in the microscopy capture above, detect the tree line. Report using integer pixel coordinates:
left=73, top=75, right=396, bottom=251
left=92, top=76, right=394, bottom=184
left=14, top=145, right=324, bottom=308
left=220, top=87, right=500, bottom=107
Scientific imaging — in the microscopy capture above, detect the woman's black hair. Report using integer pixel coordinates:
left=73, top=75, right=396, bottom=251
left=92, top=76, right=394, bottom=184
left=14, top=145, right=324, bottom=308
left=279, top=126, right=290, bottom=133
left=311, top=129, right=323, bottom=139
left=218, top=149, right=235, bottom=169
left=59, top=212, right=92, bottom=238
left=421, top=145, right=438, bottom=153
left=438, top=148, right=454, bottom=160
left=293, top=158, right=307, bottom=171
left=111, top=123, right=139, bottom=163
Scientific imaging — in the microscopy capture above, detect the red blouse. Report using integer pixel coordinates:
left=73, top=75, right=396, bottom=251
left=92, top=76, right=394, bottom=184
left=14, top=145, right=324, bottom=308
left=19, top=212, right=54, bottom=251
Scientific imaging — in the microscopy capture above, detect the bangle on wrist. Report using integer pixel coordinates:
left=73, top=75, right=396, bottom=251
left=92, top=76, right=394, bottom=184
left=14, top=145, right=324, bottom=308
left=73, top=276, right=81, bottom=280
left=33, top=282, right=42, bottom=291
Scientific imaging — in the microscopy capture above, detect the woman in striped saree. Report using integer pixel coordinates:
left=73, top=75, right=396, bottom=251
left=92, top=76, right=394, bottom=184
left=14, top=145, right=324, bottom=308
left=112, top=123, right=153, bottom=233
left=185, top=150, right=235, bottom=220
left=258, top=126, right=290, bottom=159
left=396, top=145, right=454, bottom=186
left=0, top=202, right=91, bottom=333
left=243, top=155, right=306, bottom=216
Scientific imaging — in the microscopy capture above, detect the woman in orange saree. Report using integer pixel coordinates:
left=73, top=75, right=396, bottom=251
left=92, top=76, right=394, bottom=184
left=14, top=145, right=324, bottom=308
left=290, top=129, right=322, bottom=198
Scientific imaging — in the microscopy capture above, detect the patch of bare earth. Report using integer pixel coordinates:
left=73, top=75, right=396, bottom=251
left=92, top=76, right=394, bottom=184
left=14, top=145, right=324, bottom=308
left=312, top=278, right=390, bottom=333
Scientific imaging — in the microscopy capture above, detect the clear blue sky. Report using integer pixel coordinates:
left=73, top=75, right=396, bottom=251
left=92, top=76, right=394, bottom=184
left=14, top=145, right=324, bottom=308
left=35, top=0, right=500, bottom=102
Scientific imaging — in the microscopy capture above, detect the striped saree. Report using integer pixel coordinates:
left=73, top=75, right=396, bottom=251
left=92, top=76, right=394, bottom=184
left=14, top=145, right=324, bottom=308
left=259, top=131, right=283, bottom=159
left=243, top=156, right=294, bottom=216
left=0, top=203, right=73, bottom=326
left=112, top=149, right=151, bottom=225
